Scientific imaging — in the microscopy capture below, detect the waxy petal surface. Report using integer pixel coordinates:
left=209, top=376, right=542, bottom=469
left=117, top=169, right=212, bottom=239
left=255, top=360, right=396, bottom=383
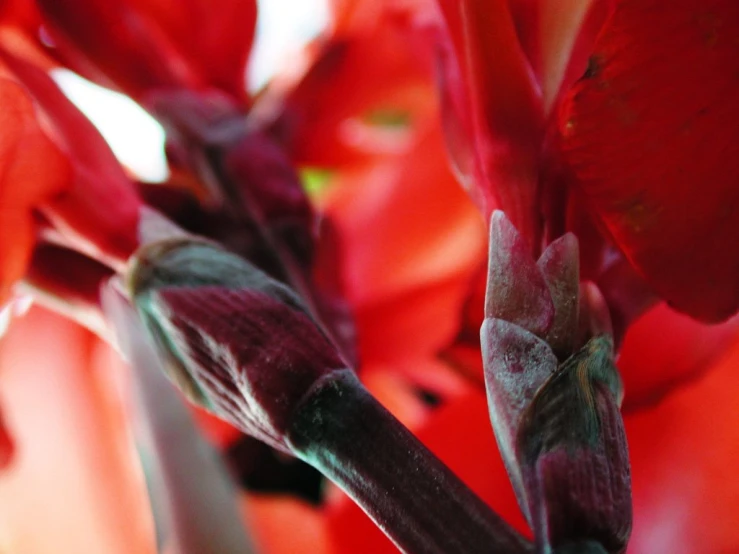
left=560, top=0, right=739, bottom=321
left=618, top=302, right=739, bottom=411
left=625, top=336, right=739, bottom=553
left=508, top=0, right=614, bottom=115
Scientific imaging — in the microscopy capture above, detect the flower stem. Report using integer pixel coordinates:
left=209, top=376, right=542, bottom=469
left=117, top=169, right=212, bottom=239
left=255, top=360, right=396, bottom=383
left=287, top=370, right=533, bottom=554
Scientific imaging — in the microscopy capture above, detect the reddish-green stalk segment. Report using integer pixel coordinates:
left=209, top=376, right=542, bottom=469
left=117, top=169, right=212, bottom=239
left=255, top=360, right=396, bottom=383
left=287, top=369, right=533, bottom=554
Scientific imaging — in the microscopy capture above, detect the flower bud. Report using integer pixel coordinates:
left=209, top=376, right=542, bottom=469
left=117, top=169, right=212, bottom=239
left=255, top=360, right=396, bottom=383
left=517, top=336, right=631, bottom=553
left=126, top=238, right=346, bottom=452
left=482, top=211, right=631, bottom=553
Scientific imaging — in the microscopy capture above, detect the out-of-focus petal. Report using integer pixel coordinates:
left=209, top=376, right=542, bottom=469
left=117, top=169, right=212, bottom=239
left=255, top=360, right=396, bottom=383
left=36, top=0, right=256, bottom=101
left=618, top=302, right=739, bottom=411
left=243, top=494, right=332, bottom=554
left=360, top=357, right=468, bottom=431
left=127, top=0, right=256, bottom=99
left=0, top=0, right=39, bottom=28
left=329, top=0, right=433, bottom=34
left=559, top=0, right=739, bottom=322
left=0, top=78, right=70, bottom=303
left=437, top=0, right=544, bottom=240
left=0, top=0, right=56, bottom=68
left=191, top=407, right=242, bottom=449
left=0, top=51, right=141, bottom=266
left=323, top=125, right=486, bottom=360
left=0, top=307, right=155, bottom=553
left=273, top=7, right=436, bottom=168
left=36, top=0, right=196, bottom=96
left=354, top=276, right=473, bottom=364
left=625, top=336, right=739, bottom=553
left=324, top=125, right=485, bottom=305
left=22, top=243, right=112, bottom=338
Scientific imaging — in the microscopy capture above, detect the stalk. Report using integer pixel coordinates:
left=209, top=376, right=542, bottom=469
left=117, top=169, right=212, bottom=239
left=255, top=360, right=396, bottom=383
left=287, top=370, right=533, bottom=554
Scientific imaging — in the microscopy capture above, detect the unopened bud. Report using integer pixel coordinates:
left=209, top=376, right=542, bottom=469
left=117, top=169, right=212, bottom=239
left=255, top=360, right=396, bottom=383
left=482, top=211, right=631, bottom=553
left=518, top=336, right=631, bottom=553
left=125, top=238, right=346, bottom=451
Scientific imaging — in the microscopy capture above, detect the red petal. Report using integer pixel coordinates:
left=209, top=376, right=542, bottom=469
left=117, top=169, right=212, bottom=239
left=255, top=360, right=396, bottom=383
left=128, top=0, right=256, bottom=100
left=0, top=78, right=70, bottom=302
left=508, top=0, right=615, bottom=115
left=354, top=276, right=475, bottom=364
left=437, top=0, right=544, bottom=240
left=323, top=126, right=486, bottom=360
left=191, top=407, right=242, bottom=448
left=0, top=308, right=156, bottom=552
left=0, top=391, right=13, bottom=468
left=1, top=51, right=142, bottom=265
left=244, top=494, right=331, bottom=554
left=23, top=243, right=113, bottom=335
left=625, top=336, right=739, bottom=553
left=274, top=7, right=436, bottom=167
left=559, top=0, right=739, bottom=321
left=325, top=126, right=485, bottom=303
left=0, top=0, right=41, bottom=28
left=36, top=0, right=255, bottom=100
left=329, top=0, right=433, bottom=34
left=618, top=302, right=739, bottom=411
left=361, top=358, right=469, bottom=429
left=37, top=0, right=197, bottom=96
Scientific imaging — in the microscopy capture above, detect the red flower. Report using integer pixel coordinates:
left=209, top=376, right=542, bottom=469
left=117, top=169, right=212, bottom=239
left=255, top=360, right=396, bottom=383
left=0, top=78, right=69, bottom=304
left=560, top=0, right=739, bottom=322
left=0, top=1, right=737, bottom=553
left=0, top=51, right=143, bottom=300
left=34, top=0, right=257, bottom=102
left=438, top=0, right=739, bottom=322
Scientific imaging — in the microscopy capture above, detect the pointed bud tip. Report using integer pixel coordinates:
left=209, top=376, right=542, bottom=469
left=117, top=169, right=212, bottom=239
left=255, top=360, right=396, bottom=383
left=538, top=233, right=581, bottom=359
left=485, top=211, right=555, bottom=336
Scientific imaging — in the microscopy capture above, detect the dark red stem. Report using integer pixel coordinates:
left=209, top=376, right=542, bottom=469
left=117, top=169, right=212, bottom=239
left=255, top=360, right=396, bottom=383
left=286, top=370, right=533, bottom=554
